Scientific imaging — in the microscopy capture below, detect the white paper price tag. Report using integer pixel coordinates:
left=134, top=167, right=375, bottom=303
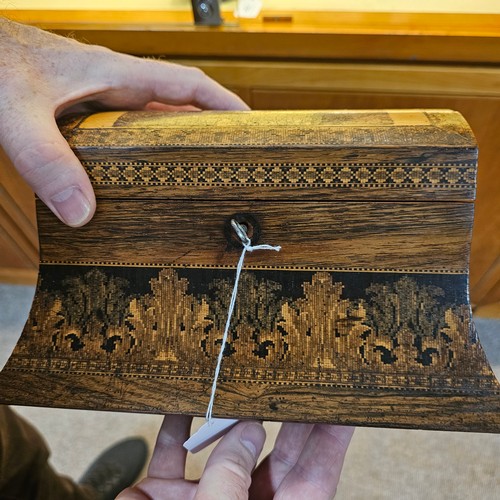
left=183, top=418, right=239, bottom=453
left=234, top=0, right=263, bottom=19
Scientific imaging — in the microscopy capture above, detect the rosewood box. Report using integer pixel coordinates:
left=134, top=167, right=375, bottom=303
left=0, top=109, right=498, bottom=432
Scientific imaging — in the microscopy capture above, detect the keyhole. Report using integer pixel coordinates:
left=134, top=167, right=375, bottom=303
left=224, top=214, right=261, bottom=248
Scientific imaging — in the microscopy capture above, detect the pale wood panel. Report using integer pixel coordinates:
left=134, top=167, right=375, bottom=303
left=0, top=222, right=33, bottom=269
left=474, top=296, right=500, bottom=319
left=0, top=267, right=38, bottom=285
left=0, top=207, right=36, bottom=266
left=0, top=149, right=38, bottom=244
left=471, top=257, right=500, bottom=309
left=0, top=150, right=39, bottom=283
left=191, top=61, right=500, bottom=97
left=0, top=211, right=38, bottom=284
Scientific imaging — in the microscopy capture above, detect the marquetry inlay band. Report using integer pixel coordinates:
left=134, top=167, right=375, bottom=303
left=81, top=161, right=475, bottom=189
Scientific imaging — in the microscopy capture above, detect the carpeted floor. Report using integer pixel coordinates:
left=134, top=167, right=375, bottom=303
left=1, top=284, right=499, bottom=499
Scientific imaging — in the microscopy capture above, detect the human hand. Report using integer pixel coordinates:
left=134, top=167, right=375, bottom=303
left=117, top=415, right=266, bottom=500
left=0, top=18, right=248, bottom=227
left=250, top=421, right=354, bottom=499
left=117, top=415, right=353, bottom=500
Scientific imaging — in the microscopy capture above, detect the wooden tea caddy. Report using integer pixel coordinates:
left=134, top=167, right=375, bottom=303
left=0, top=109, right=498, bottom=433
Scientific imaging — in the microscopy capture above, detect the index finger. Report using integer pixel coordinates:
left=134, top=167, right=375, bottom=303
left=147, top=414, right=192, bottom=480
left=148, top=60, right=249, bottom=111
left=95, top=53, right=250, bottom=111
left=273, top=424, right=354, bottom=500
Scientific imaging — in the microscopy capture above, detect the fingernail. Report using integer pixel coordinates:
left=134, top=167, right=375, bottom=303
left=51, top=187, right=91, bottom=226
left=240, top=423, right=265, bottom=459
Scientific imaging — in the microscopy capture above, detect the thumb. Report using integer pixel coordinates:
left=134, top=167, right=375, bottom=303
left=195, top=421, right=265, bottom=500
left=2, top=111, right=95, bottom=227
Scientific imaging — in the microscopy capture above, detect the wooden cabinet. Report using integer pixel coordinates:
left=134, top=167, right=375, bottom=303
left=1, top=8, right=499, bottom=308
left=0, top=149, right=38, bottom=284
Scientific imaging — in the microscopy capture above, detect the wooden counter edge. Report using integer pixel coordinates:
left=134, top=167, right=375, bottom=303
left=3, top=10, right=500, bottom=63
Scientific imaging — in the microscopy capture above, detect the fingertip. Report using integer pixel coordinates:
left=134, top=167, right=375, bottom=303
left=322, top=424, right=355, bottom=449
left=197, top=421, right=266, bottom=498
left=142, top=59, right=250, bottom=111
left=220, top=91, right=250, bottom=112
left=47, top=184, right=96, bottom=227
left=239, top=421, right=266, bottom=462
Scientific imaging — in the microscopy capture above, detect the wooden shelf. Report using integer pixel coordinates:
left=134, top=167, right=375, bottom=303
left=5, top=9, right=500, bottom=63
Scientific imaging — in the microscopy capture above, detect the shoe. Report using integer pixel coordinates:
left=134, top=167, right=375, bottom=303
left=78, top=437, right=148, bottom=500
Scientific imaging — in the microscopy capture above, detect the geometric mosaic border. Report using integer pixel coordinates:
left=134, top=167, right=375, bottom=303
left=82, top=162, right=476, bottom=188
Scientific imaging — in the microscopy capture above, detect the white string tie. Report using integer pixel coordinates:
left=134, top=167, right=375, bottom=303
left=205, top=219, right=281, bottom=423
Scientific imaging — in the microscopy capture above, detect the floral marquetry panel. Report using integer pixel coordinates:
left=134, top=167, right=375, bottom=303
left=0, top=109, right=498, bottom=433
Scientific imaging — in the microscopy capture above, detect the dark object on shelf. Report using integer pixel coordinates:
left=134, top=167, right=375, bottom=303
left=191, top=0, right=223, bottom=26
